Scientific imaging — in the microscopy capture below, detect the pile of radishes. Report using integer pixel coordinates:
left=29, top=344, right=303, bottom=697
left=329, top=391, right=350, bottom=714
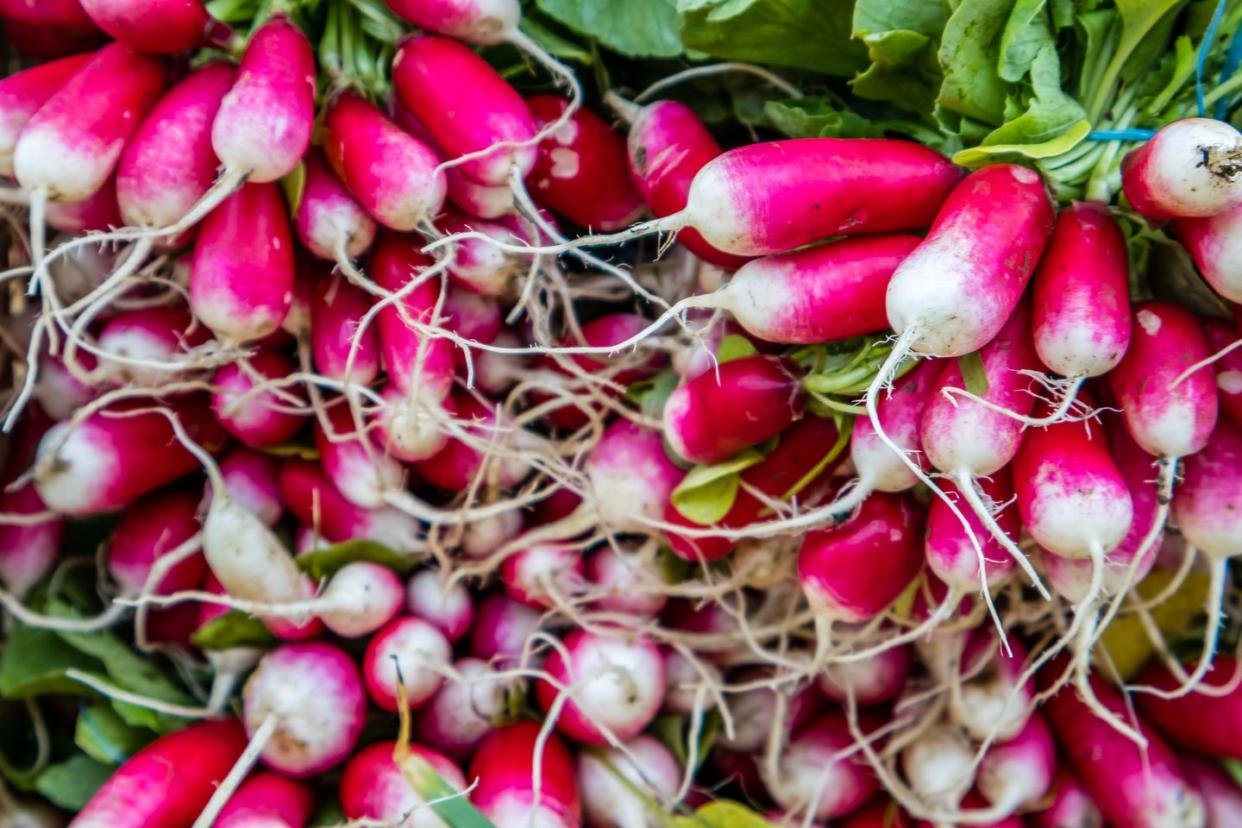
left=2, top=0, right=1242, bottom=826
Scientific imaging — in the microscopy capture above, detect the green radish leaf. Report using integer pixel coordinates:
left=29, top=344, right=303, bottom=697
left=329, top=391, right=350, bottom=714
left=957, top=351, right=990, bottom=397
left=518, top=15, right=594, bottom=63
left=716, top=334, right=759, bottom=363
left=672, top=800, right=780, bottom=828
left=397, top=750, right=497, bottom=828
left=295, top=538, right=420, bottom=581
left=680, top=0, right=867, bottom=76
left=75, top=703, right=152, bottom=765
left=936, top=0, right=1013, bottom=124
left=0, top=623, right=104, bottom=699
left=626, top=369, right=680, bottom=420
left=260, top=442, right=319, bottom=460
left=952, top=119, right=1090, bottom=166
left=535, top=0, right=682, bottom=58
left=34, top=755, right=113, bottom=811
left=764, top=98, right=887, bottom=139
left=280, top=160, right=307, bottom=217
left=651, top=710, right=722, bottom=772
left=1224, top=759, right=1242, bottom=791
left=670, top=449, right=766, bottom=525
left=190, top=610, right=277, bottom=652
left=308, top=799, right=348, bottom=827
left=851, top=0, right=949, bottom=115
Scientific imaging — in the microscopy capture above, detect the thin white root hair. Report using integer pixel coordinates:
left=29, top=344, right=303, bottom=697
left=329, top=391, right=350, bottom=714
left=633, top=62, right=802, bottom=102
left=190, top=713, right=278, bottom=828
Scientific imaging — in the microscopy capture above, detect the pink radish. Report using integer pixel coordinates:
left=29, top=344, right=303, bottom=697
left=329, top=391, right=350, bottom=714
left=976, top=713, right=1056, bottom=819
left=441, top=287, right=502, bottom=348
left=2, top=16, right=104, bottom=59
left=293, top=148, right=377, bottom=260
left=798, top=492, right=924, bottom=624
left=500, top=542, right=583, bottom=610
left=1182, top=756, right=1242, bottom=828
left=14, top=42, right=166, bottom=202
left=190, top=181, right=295, bottom=342
left=584, top=541, right=668, bottom=618
left=44, top=174, right=121, bottom=233
left=900, top=723, right=975, bottom=814
left=277, top=458, right=421, bottom=551
left=393, top=34, right=536, bottom=187
left=79, top=0, right=213, bottom=53
left=718, top=673, right=822, bottom=754
left=662, top=650, right=722, bottom=716
left=215, top=772, right=314, bottom=828
left=1044, top=667, right=1205, bottom=828
left=950, top=633, right=1034, bottom=742
left=445, top=166, right=516, bottom=218
left=621, top=97, right=749, bottom=268
left=578, top=735, right=681, bottom=828
left=211, top=15, right=314, bottom=184
left=341, top=740, right=467, bottom=828
left=1030, top=202, right=1132, bottom=381
left=0, top=484, right=62, bottom=598
left=469, top=592, right=542, bottom=666
left=68, top=719, right=247, bottom=828
left=817, top=643, right=911, bottom=707
left=0, top=0, right=96, bottom=32
left=925, top=469, right=1019, bottom=593
left=469, top=721, right=582, bottom=828
left=663, top=354, right=804, bottom=464
left=1137, top=656, right=1242, bottom=760
left=1031, top=773, right=1102, bottom=828
left=216, top=447, right=282, bottom=527
left=1177, top=199, right=1242, bottom=303
left=34, top=397, right=227, bottom=516
left=385, top=0, right=519, bottom=44
left=309, top=268, right=381, bottom=385
left=525, top=94, right=644, bottom=231
left=0, top=51, right=92, bottom=177
left=89, top=304, right=207, bottom=385
left=407, top=567, right=474, bottom=643
left=416, top=657, right=520, bottom=759
left=536, top=628, right=665, bottom=745
left=1203, top=318, right=1242, bottom=430
left=243, top=642, right=366, bottom=777
left=106, top=489, right=204, bottom=597
left=315, top=404, right=407, bottom=510
left=211, top=349, right=307, bottom=447
left=324, top=92, right=445, bottom=232
left=845, top=357, right=942, bottom=499
left=414, top=392, right=532, bottom=491
left=439, top=210, right=529, bottom=296
left=314, top=561, right=405, bottom=638
left=364, top=615, right=453, bottom=712
left=765, top=712, right=878, bottom=821
left=1121, top=118, right=1242, bottom=221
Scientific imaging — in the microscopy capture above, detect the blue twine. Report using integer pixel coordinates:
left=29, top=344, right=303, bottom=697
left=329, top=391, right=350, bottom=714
left=1196, top=0, right=1230, bottom=117
left=1086, top=128, right=1157, bottom=141
left=1215, top=29, right=1242, bottom=119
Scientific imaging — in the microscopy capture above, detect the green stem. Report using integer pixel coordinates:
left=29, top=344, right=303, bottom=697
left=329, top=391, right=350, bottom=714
left=204, top=0, right=255, bottom=23
left=1204, top=71, right=1242, bottom=110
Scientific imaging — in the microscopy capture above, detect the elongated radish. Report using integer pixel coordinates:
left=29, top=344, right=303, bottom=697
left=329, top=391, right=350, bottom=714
left=215, top=772, right=314, bottom=828
left=765, top=712, right=878, bottom=821
left=211, top=16, right=314, bottom=185
left=294, top=148, right=377, bottom=260
left=44, top=173, right=121, bottom=234
left=417, top=657, right=521, bottom=760
left=847, top=358, right=942, bottom=497
left=817, top=643, right=911, bottom=707
left=536, top=628, right=665, bottom=745
left=211, top=349, right=307, bottom=447
left=414, top=391, right=532, bottom=491
left=34, top=397, right=227, bottom=516
left=385, top=0, right=519, bottom=43
left=1121, top=118, right=1242, bottom=221
left=314, top=403, right=407, bottom=512
left=445, top=165, right=516, bottom=218
left=190, top=181, right=295, bottom=342
left=364, top=615, right=453, bottom=712
left=324, top=91, right=445, bottom=232
left=14, top=42, right=166, bottom=202
left=579, top=735, right=681, bottom=828
left=469, top=721, right=582, bottom=828
left=1137, top=658, right=1242, bottom=759
left=925, top=470, right=1018, bottom=593
left=243, top=642, right=366, bottom=777
left=664, top=355, right=804, bottom=464
left=1031, top=202, right=1132, bottom=379
left=393, top=34, right=535, bottom=187
left=441, top=287, right=502, bottom=348
left=469, top=592, right=541, bottom=666
left=79, top=0, right=213, bottom=53
left=0, top=51, right=91, bottom=177
left=309, top=269, right=381, bottom=385
left=216, top=447, right=282, bottom=527
left=277, top=458, right=422, bottom=551
left=0, top=0, right=95, bottom=31
left=438, top=210, right=527, bottom=296
left=340, top=740, right=467, bottom=828
left=1030, top=772, right=1102, bottom=828
left=407, top=568, right=474, bottom=643
left=525, top=95, right=643, bottom=231
left=1203, top=318, right=1242, bottom=430
left=1044, top=669, right=1204, bottom=828
left=622, top=98, right=748, bottom=268
left=68, top=719, right=247, bottom=828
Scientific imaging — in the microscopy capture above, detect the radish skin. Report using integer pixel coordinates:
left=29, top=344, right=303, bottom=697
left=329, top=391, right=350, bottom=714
left=1122, top=118, right=1242, bottom=221
left=469, top=593, right=541, bottom=666
left=765, top=713, right=878, bottom=821
left=417, top=657, right=521, bottom=760
left=0, top=52, right=92, bottom=177
left=363, top=615, right=452, bottom=712
left=0, top=485, right=61, bottom=598
left=340, top=740, right=467, bottom=828
left=578, top=735, right=680, bottom=828
left=79, top=0, right=211, bottom=53
left=1137, top=656, right=1242, bottom=759
left=407, top=568, right=474, bottom=643
left=215, top=772, right=314, bottom=828
left=1031, top=773, right=1102, bottom=828
left=384, top=0, right=519, bottom=45
left=216, top=447, right=283, bottom=527
left=1202, top=318, right=1242, bottom=430
left=817, top=643, right=912, bottom=707
left=469, top=721, right=582, bottom=828
left=277, top=458, right=422, bottom=551
left=316, top=561, right=406, bottom=638
left=294, top=149, right=377, bottom=260
left=309, top=269, right=381, bottom=384
left=106, top=490, right=204, bottom=597
left=210, top=349, right=307, bottom=447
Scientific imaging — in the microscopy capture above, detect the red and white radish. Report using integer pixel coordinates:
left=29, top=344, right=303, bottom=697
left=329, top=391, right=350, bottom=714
left=1122, top=118, right=1242, bottom=221
left=407, top=568, right=475, bottom=643
left=210, top=349, right=307, bottom=447
left=417, top=657, right=522, bottom=760
left=364, top=615, right=453, bottom=712
left=469, top=721, right=582, bottom=828
left=78, top=0, right=213, bottom=54
left=765, top=713, right=878, bottom=822
left=214, top=772, right=314, bottom=828
left=0, top=51, right=91, bottom=177
left=578, top=735, right=681, bottom=828
left=340, top=740, right=467, bottom=828
left=309, top=268, right=381, bottom=385
left=294, top=148, right=377, bottom=260
left=277, top=458, right=422, bottom=551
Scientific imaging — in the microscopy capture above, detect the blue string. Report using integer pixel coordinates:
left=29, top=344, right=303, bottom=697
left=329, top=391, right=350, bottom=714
left=1196, top=0, right=1230, bottom=117
left=1086, top=128, right=1157, bottom=141
left=1215, top=29, right=1242, bottom=119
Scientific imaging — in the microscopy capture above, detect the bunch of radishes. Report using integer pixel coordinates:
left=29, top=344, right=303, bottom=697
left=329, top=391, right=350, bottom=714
left=2, top=0, right=1242, bottom=826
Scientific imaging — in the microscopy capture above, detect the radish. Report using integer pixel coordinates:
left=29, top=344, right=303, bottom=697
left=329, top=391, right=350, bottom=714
left=1031, top=773, right=1102, bottom=828
left=500, top=541, right=583, bottom=610
left=525, top=94, right=644, bottom=231
left=33, top=397, right=227, bottom=516
left=900, top=723, right=975, bottom=814
left=79, top=0, right=213, bottom=53
left=441, top=288, right=503, bottom=351
left=190, top=181, right=295, bottom=342
left=1177, top=199, right=1242, bottom=303
left=277, top=458, right=422, bottom=551
left=949, top=633, right=1033, bottom=742
left=535, top=628, right=666, bottom=745
left=438, top=210, right=528, bottom=296
left=817, top=643, right=911, bottom=707
left=584, top=541, right=668, bottom=618
left=718, top=673, right=821, bottom=754
left=2, top=16, right=104, bottom=59
left=840, top=799, right=913, bottom=828
left=1137, top=656, right=1242, bottom=759
left=106, top=489, right=204, bottom=598
left=470, top=592, right=542, bottom=666
left=214, top=772, right=314, bottom=828
left=14, top=42, right=166, bottom=202
left=764, top=712, right=878, bottom=821
left=340, top=740, right=467, bottom=828
left=309, top=268, right=381, bottom=385
left=0, top=485, right=62, bottom=598
left=663, top=355, right=804, bottom=464
left=364, top=615, right=453, bottom=712
left=68, top=719, right=247, bottom=828
left=323, top=91, right=445, bottom=232
left=210, top=349, right=307, bottom=447
left=924, top=469, right=1019, bottom=593
left=393, top=34, right=536, bottom=187
left=1121, top=118, right=1242, bottom=221
left=407, top=568, right=475, bottom=643
left=216, top=447, right=282, bottom=527
left=385, top=0, right=520, bottom=44
left=578, top=735, right=681, bottom=828
left=1181, top=756, right=1242, bottom=828
left=469, top=721, right=582, bottom=828
left=417, top=657, right=522, bottom=760
left=31, top=352, right=99, bottom=422
left=92, top=304, right=210, bottom=386
left=43, top=173, right=121, bottom=233
left=211, top=15, right=314, bottom=185
left=1044, top=669, right=1204, bottom=828
left=620, top=97, right=748, bottom=268
left=1203, top=318, right=1242, bottom=430
left=414, top=393, right=534, bottom=492
left=976, top=714, right=1056, bottom=819
left=445, top=166, right=516, bottom=219
left=663, top=649, right=723, bottom=716
left=0, top=52, right=92, bottom=177
left=243, top=642, right=366, bottom=777
left=314, top=561, right=406, bottom=638
left=293, top=148, right=377, bottom=261
left=0, top=0, right=96, bottom=32
left=315, top=400, right=406, bottom=511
